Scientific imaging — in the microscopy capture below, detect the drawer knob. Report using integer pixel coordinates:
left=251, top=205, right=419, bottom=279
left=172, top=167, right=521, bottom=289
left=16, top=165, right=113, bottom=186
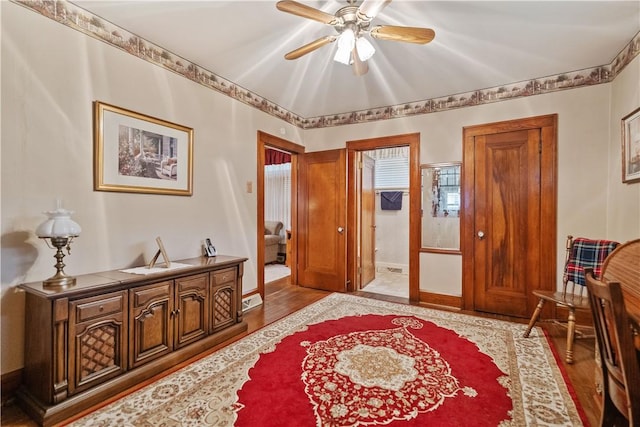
left=99, top=305, right=104, bottom=312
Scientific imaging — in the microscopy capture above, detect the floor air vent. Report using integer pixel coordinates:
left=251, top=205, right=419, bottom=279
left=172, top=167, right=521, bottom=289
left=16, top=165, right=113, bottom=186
left=242, top=294, right=263, bottom=312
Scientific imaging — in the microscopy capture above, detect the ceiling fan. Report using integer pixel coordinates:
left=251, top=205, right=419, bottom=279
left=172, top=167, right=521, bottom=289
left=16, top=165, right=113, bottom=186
left=276, top=0, right=435, bottom=76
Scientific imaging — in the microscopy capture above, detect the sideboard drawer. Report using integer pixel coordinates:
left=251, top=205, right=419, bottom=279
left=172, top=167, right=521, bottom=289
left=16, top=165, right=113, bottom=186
left=74, top=294, right=125, bottom=322
left=212, top=267, right=236, bottom=285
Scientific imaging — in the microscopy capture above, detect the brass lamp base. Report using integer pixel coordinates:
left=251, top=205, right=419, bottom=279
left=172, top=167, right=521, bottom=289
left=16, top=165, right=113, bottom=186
left=43, top=273, right=77, bottom=289
left=42, top=236, right=77, bottom=289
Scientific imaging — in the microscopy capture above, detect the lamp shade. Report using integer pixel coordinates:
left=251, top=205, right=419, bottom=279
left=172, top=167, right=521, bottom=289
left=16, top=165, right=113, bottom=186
left=36, top=208, right=81, bottom=238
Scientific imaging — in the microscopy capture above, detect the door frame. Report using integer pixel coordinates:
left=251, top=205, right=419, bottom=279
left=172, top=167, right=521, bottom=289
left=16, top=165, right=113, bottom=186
left=461, top=114, right=557, bottom=314
left=346, top=133, right=421, bottom=301
left=257, top=131, right=305, bottom=301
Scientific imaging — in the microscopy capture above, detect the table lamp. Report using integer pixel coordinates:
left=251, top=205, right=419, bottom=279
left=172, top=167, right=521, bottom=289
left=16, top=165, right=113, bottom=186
left=35, top=201, right=81, bottom=288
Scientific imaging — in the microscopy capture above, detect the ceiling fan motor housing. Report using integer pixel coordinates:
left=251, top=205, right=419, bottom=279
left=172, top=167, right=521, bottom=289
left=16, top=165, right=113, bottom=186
left=335, top=5, right=371, bottom=36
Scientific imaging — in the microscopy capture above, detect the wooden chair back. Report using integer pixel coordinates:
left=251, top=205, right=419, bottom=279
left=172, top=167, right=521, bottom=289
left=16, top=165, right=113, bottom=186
left=585, top=268, right=640, bottom=426
left=563, top=236, right=619, bottom=297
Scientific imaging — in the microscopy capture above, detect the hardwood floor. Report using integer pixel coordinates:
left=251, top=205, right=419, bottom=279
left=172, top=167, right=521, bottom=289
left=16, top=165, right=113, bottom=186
left=2, top=282, right=600, bottom=426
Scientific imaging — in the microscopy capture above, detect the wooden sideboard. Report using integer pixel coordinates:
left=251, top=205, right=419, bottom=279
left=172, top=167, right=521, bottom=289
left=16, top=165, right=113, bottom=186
left=17, top=255, right=248, bottom=427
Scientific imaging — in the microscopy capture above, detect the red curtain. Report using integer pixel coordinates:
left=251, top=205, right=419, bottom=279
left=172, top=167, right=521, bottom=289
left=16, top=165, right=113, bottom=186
left=265, top=148, right=291, bottom=165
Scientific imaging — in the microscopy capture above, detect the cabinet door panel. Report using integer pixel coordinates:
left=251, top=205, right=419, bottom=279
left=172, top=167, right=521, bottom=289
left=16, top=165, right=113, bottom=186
left=211, top=268, right=238, bottom=332
left=68, top=291, right=127, bottom=396
left=130, top=281, right=173, bottom=368
left=175, top=273, right=209, bottom=348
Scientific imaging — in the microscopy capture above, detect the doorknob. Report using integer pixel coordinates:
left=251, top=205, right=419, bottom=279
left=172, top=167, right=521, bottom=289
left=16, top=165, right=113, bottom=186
left=337, top=227, right=344, bottom=234
left=477, top=230, right=485, bottom=240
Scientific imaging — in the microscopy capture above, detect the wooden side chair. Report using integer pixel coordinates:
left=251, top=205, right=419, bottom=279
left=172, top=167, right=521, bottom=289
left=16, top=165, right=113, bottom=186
left=585, top=269, right=640, bottom=426
left=523, top=235, right=619, bottom=363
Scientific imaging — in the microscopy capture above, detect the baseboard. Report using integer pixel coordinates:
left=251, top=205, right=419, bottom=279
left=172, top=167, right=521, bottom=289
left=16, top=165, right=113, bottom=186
left=1, top=368, right=23, bottom=406
left=419, top=290, right=462, bottom=310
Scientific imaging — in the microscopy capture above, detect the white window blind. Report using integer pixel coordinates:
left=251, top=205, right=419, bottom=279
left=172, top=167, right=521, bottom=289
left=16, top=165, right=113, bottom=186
left=373, top=156, right=409, bottom=189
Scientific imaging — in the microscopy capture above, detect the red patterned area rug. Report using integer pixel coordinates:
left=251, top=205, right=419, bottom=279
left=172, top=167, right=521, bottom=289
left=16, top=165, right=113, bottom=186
left=69, top=294, right=586, bottom=426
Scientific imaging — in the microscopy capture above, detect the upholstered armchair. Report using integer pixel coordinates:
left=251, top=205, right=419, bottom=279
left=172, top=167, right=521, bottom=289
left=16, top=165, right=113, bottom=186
left=161, top=157, right=177, bottom=177
left=265, top=221, right=283, bottom=264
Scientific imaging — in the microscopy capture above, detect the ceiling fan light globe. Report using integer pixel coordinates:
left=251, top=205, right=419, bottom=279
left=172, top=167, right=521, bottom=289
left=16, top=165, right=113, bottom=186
left=356, top=37, right=375, bottom=61
left=338, top=28, right=355, bottom=50
left=334, top=44, right=352, bottom=65
left=334, top=28, right=355, bottom=65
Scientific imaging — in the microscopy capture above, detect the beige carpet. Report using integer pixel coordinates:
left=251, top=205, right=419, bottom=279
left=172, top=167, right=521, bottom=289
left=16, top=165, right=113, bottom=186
left=69, top=293, right=584, bottom=426
left=264, top=264, right=290, bottom=283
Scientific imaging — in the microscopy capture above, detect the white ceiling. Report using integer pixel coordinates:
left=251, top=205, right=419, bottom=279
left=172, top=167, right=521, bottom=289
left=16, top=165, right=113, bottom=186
left=72, top=1, right=640, bottom=119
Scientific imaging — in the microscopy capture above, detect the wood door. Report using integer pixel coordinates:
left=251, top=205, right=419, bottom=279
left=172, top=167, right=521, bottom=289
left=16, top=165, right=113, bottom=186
left=462, top=115, right=557, bottom=318
left=473, top=130, right=540, bottom=316
left=298, top=149, right=348, bottom=292
left=361, top=153, right=376, bottom=286
left=174, top=273, right=209, bottom=349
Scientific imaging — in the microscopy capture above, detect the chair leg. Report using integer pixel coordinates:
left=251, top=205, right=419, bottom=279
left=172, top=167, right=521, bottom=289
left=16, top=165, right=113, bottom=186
left=523, top=298, right=545, bottom=338
left=600, top=393, right=629, bottom=427
left=565, top=309, right=576, bottom=364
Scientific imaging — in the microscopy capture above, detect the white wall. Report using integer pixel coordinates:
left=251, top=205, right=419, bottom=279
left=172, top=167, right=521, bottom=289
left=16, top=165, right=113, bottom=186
left=0, top=2, right=302, bottom=374
left=375, top=190, right=409, bottom=270
left=608, top=56, right=640, bottom=240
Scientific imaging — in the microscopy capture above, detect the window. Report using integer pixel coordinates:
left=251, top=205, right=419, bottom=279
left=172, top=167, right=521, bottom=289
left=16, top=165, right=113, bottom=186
left=264, top=163, right=291, bottom=237
left=364, top=147, right=409, bottom=189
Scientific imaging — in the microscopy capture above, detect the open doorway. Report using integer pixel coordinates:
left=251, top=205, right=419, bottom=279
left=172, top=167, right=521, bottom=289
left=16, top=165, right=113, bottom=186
left=264, top=148, right=291, bottom=285
left=256, top=132, right=305, bottom=302
left=346, top=133, right=420, bottom=302
left=358, top=147, right=410, bottom=299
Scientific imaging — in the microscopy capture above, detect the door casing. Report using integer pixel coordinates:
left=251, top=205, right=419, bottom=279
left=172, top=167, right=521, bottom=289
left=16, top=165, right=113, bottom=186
left=256, top=131, right=305, bottom=301
left=346, top=133, right=421, bottom=301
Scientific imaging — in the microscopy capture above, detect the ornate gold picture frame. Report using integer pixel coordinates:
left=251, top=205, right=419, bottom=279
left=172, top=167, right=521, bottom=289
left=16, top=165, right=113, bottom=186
left=94, top=101, right=193, bottom=195
left=622, top=106, right=640, bottom=184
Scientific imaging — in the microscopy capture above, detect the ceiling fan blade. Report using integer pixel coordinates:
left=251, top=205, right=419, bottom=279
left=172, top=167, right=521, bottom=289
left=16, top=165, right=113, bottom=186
left=352, top=47, right=369, bottom=76
left=370, top=25, right=435, bottom=44
left=284, top=36, right=337, bottom=60
left=276, top=0, right=340, bottom=25
left=357, top=0, right=391, bottom=22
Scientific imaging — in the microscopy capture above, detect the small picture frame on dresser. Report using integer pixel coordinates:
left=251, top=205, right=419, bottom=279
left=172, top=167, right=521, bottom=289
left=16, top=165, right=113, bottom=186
left=148, top=236, right=171, bottom=268
left=204, top=238, right=217, bottom=257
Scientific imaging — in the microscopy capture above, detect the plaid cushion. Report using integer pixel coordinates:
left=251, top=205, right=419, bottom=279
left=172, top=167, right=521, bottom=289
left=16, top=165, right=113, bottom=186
left=565, top=238, right=619, bottom=286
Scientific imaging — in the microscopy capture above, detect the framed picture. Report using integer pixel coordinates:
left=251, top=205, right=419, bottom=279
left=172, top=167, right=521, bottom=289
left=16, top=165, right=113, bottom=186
left=622, top=106, right=640, bottom=184
left=94, top=101, right=193, bottom=195
left=148, top=236, right=171, bottom=268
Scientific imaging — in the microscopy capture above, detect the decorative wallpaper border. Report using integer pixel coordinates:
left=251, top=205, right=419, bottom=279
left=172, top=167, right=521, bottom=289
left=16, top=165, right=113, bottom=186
left=13, top=0, right=640, bottom=129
